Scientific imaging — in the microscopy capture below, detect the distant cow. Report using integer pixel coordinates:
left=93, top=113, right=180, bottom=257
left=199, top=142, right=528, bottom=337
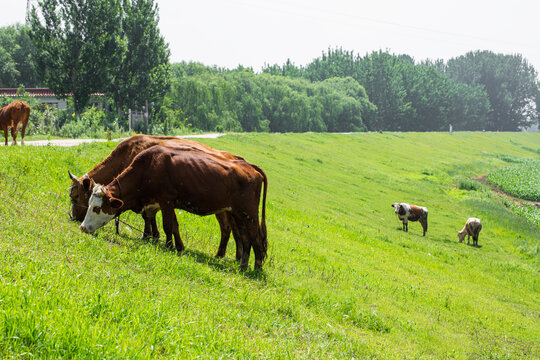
left=69, top=134, right=245, bottom=260
left=0, top=101, right=30, bottom=146
left=457, top=217, right=482, bottom=246
left=391, top=203, right=428, bottom=236
left=80, top=145, right=268, bottom=270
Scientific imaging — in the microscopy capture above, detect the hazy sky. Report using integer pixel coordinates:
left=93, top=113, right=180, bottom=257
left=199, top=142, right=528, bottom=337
left=2, top=0, right=540, bottom=73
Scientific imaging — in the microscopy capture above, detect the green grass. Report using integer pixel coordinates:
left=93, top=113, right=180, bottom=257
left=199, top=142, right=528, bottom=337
left=1, top=132, right=540, bottom=359
left=487, top=159, right=540, bottom=201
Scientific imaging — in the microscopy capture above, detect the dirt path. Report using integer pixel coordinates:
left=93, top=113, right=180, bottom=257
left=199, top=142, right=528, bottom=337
left=0, top=133, right=225, bottom=147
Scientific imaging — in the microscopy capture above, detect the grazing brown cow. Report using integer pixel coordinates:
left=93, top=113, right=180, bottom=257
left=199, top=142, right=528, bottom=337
left=391, top=203, right=428, bottom=236
left=69, top=134, right=244, bottom=259
left=457, top=217, right=482, bottom=246
left=80, top=145, right=268, bottom=270
left=0, top=101, right=30, bottom=146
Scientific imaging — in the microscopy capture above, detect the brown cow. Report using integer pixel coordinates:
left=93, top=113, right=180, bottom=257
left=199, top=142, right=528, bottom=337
left=80, top=145, right=268, bottom=270
left=69, top=134, right=244, bottom=259
left=0, top=101, right=30, bottom=146
left=391, top=203, right=428, bottom=236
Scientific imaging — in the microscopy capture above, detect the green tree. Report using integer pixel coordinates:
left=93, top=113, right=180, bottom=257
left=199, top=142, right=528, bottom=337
left=29, top=0, right=123, bottom=113
left=446, top=51, right=540, bottom=130
left=0, top=25, right=39, bottom=87
left=108, top=0, right=170, bottom=122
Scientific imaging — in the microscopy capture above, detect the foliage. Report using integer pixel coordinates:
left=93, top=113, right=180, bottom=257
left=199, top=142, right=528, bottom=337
left=445, top=51, right=540, bottom=131
left=457, top=178, right=486, bottom=192
left=163, top=63, right=375, bottom=132
left=28, top=0, right=124, bottom=113
left=0, top=24, right=39, bottom=87
left=107, top=0, right=170, bottom=121
left=265, top=49, right=494, bottom=131
left=512, top=203, right=540, bottom=228
left=487, top=160, right=540, bottom=201
left=0, top=132, right=539, bottom=358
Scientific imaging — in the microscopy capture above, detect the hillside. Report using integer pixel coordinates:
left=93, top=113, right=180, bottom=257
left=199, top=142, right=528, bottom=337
left=0, top=132, right=539, bottom=359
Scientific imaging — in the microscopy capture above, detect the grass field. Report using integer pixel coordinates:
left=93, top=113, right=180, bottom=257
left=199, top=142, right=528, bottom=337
left=0, top=132, right=539, bottom=359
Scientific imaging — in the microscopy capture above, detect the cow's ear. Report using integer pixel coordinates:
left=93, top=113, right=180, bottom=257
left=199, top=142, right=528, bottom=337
left=391, top=204, right=395, bottom=208
left=110, top=198, right=124, bottom=209
left=82, top=177, right=95, bottom=191
left=68, top=170, right=78, bottom=181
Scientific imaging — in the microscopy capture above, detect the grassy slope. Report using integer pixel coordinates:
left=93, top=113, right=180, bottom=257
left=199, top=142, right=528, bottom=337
left=0, top=132, right=539, bottom=359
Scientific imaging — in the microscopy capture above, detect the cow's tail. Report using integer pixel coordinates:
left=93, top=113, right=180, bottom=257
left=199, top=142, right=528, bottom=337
left=422, top=208, right=428, bottom=233
left=249, top=163, right=268, bottom=261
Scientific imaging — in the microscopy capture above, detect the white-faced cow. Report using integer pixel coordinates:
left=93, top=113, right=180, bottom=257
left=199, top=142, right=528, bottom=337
left=69, top=134, right=245, bottom=260
left=457, top=217, right=482, bottom=246
left=0, top=101, right=30, bottom=146
left=80, top=145, right=268, bottom=271
left=391, top=203, right=428, bottom=236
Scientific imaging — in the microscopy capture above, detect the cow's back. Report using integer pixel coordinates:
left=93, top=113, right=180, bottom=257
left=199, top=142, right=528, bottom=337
left=89, top=135, right=240, bottom=184
left=0, top=101, right=30, bottom=128
left=125, top=145, right=261, bottom=215
left=466, top=218, right=482, bottom=235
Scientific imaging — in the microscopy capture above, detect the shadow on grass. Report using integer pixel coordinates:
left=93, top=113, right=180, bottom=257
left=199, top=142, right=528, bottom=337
left=98, top=231, right=268, bottom=281
left=182, top=248, right=268, bottom=282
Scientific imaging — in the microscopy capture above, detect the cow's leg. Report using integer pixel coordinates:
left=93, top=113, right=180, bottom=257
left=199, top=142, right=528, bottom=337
left=473, top=235, right=478, bottom=247
left=231, top=214, right=252, bottom=270
left=231, top=225, right=243, bottom=262
left=404, top=220, right=408, bottom=232
left=467, top=235, right=470, bottom=245
left=150, top=215, right=160, bottom=241
left=10, top=127, right=17, bottom=146
left=20, top=116, right=28, bottom=146
left=419, top=218, right=427, bottom=236
left=234, top=210, right=264, bottom=270
left=140, top=213, right=152, bottom=240
left=2, top=128, right=8, bottom=146
left=160, top=204, right=184, bottom=252
left=215, top=212, right=240, bottom=260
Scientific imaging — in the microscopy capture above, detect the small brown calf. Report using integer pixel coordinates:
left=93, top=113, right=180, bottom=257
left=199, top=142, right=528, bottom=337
left=0, top=101, right=30, bottom=146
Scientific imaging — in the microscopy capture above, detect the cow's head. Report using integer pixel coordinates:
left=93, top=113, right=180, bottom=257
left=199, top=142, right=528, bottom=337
left=391, top=203, right=407, bottom=216
left=80, top=185, right=124, bottom=234
left=457, top=230, right=466, bottom=243
left=68, top=171, right=95, bottom=221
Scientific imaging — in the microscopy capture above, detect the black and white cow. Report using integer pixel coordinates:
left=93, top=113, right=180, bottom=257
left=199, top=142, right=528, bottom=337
left=391, top=203, right=428, bottom=236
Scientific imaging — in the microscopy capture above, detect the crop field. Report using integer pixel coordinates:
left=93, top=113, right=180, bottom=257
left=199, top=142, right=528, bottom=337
left=487, top=159, right=540, bottom=201
left=0, top=132, right=539, bottom=359
left=487, top=158, right=540, bottom=228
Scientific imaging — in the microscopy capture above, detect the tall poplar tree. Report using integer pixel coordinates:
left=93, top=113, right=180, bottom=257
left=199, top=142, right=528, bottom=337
left=108, top=0, right=170, bottom=119
left=28, top=0, right=123, bottom=113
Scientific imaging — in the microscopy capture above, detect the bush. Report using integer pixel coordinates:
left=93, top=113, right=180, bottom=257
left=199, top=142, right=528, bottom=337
left=457, top=178, right=484, bottom=191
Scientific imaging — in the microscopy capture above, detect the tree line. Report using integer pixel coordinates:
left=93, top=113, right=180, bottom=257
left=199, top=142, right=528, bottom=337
left=27, top=0, right=169, bottom=116
left=1, top=3, right=539, bottom=133
left=265, top=49, right=540, bottom=131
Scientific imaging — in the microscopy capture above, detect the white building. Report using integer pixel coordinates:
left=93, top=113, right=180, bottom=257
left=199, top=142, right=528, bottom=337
left=0, top=88, right=104, bottom=110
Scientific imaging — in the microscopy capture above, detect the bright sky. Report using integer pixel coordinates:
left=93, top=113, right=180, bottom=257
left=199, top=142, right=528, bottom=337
left=2, top=0, right=540, bottom=73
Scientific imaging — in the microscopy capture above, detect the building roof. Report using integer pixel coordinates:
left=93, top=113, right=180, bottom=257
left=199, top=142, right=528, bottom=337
left=0, top=88, right=103, bottom=97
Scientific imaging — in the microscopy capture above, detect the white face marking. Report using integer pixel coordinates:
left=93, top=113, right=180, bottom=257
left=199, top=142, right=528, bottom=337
left=80, top=186, right=115, bottom=233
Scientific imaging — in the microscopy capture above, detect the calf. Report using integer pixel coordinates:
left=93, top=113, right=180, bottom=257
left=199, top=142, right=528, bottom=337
left=457, top=217, right=482, bottom=246
left=0, top=101, right=30, bottom=146
left=391, top=203, right=428, bottom=236
left=69, top=134, right=244, bottom=260
left=80, top=145, right=268, bottom=271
